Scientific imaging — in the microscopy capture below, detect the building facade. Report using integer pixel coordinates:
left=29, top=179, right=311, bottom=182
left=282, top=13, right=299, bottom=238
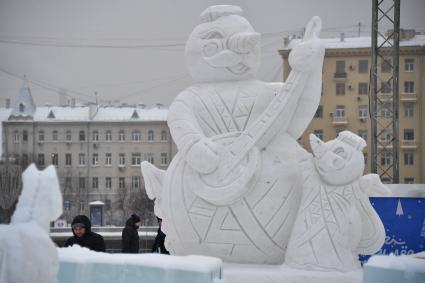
left=279, top=34, right=425, bottom=184
left=2, top=81, right=177, bottom=225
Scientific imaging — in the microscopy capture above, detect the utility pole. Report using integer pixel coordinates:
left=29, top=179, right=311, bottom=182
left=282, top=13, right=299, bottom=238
left=370, top=0, right=400, bottom=183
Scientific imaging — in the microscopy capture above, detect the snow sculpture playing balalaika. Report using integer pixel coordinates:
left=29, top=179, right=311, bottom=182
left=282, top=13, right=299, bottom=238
left=142, top=5, right=388, bottom=268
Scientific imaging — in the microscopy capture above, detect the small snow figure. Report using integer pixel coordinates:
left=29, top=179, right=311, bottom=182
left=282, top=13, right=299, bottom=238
left=121, top=214, right=141, bottom=253
left=285, top=131, right=391, bottom=271
left=65, top=215, right=106, bottom=252
left=0, top=164, right=63, bottom=283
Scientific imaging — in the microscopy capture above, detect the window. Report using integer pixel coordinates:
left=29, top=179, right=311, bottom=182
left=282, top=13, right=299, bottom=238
left=38, top=154, right=45, bottom=166
left=404, top=129, right=414, bottom=140
left=92, top=177, right=98, bottom=189
left=380, top=129, right=392, bottom=142
left=358, top=82, right=368, bottom=95
left=119, top=153, right=125, bottom=166
left=404, top=177, right=414, bottom=184
left=132, top=153, right=141, bottom=165
left=119, top=130, right=125, bottom=141
left=336, top=60, right=345, bottom=73
left=381, top=58, right=392, bottom=73
left=64, top=200, right=71, bottom=211
left=65, top=177, right=72, bottom=188
left=404, top=103, right=414, bottom=117
left=313, top=129, right=323, bottom=140
left=132, top=176, right=140, bottom=189
left=14, top=131, right=19, bottom=143
left=381, top=81, right=392, bottom=94
left=314, top=105, right=323, bottom=118
left=106, top=177, right=112, bottom=189
left=336, top=83, right=345, bottom=95
left=79, top=130, right=85, bottom=141
left=66, top=130, right=72, bottom=141
left=19, top=103, right=25, bottom=112
left=404, top=152, right=414, bottom=165
left=381, top=177, right=391, bottom=184
left=22, top=130, right=28, bottom=142
left=404, top=58, right=414, bottom=72
left=65, top=153, right=72, bottom=166
left=52, top=130, right=58, bottom=141
left=147, top=153, right=154, bottom=164
left=105, top=199, right=111, bottom=210
left=161, top=130, right=168, bottom=141
left=132, top=130, right=141, bottom=141
left=358, top=105, right=368, bottom=119
left=148, top=130, right=154, bottom=141
left=92, top=153, right=99, bottom=166
left=381, top=103, right=392, bottom=117
left=363, top=153, right=368, bottom=165
left=105, top=153, right=112, bottom=166
left=404, top=81, right=414, bottom=93
left=119, top=177, right=125, bottom=189
left=79, top=153, right=86, bottom=166
left=79, top=177, right=85, bottom=189
left=335, top=105, right=345, bottom=117
left=358, top=129, right=367, bottom=141
left=105, top=130, right=112, bottom=141
left=161, top=153, right=168, bottom=165
left=92, top=131, right=99, bottom=141
left=79, top=200, right=85, bottom=211
left=358, top=60, right=368, bottom=73
left=380, top=151, right=392, bottom=166
left=38, top=130, right=44, bottom=142
left=51, top=153, right=58, bottom=166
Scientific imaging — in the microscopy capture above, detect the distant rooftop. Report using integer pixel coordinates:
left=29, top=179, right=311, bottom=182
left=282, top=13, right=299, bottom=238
left=283, top=34, right=425, bottom=50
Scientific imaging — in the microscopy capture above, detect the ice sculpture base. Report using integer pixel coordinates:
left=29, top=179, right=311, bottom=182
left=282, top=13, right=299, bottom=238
left=223, top=263, right=362, bottom=283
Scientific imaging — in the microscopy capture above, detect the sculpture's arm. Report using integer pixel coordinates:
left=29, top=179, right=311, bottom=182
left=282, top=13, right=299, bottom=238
left=168, top=90, right=219, bottom=173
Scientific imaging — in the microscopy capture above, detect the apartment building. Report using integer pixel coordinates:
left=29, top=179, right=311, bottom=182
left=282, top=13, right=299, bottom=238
left=1, top=80, right=177, bottom=225
left=279, top=33, right=425, bottom=183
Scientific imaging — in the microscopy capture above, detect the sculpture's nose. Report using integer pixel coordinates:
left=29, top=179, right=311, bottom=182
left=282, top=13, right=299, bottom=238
left=227, top=32, right=261, bottom=53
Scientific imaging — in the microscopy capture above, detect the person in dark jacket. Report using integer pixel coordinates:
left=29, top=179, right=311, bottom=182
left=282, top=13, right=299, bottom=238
left=151, top=217, right=170, bottom=254
left=121, top=214, right=141, bottom=253
left=64, top=215, right=106, bottom=252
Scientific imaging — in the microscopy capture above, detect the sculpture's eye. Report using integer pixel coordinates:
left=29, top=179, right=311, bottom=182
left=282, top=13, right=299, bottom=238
left=203, top=42, right=220, bottom=56
left=204, top=31, right=224, bottom=40
left=333, top=147, right=347, bottom=159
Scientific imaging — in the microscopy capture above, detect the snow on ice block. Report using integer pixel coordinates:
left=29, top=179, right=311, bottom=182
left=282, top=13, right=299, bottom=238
left=57, top=246, right=224, bottom=283
left=363, top=254, right=425, bottom=283
left=223, top=263, right=362, bottom=283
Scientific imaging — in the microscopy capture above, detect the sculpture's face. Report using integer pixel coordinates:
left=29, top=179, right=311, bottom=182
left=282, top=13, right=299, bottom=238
left=310, top=134, right=365, bottom=185
left=185, top=15, right=261, bottom=82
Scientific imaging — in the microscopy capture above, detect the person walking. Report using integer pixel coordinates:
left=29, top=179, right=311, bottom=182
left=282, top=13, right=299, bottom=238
left=121, top=214, right=141, bottom=253
left=151, top=217, right=169, bottom=254
left=64, top=215, right=106, bottom=252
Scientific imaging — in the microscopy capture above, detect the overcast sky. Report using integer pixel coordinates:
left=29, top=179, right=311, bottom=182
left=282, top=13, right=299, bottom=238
left=0, top=0, right=424, bottom=107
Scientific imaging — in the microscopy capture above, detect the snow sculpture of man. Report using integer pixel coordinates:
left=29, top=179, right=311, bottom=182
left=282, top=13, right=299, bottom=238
left=285, top=131, right=391, bottom=271
left=142, top=5, right=325, bottom=264
left=0, top=164, right=62, bottom=283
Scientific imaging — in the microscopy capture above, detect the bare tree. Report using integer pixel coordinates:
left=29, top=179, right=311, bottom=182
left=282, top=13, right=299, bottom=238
left=0, top=163, right=23, bottom=223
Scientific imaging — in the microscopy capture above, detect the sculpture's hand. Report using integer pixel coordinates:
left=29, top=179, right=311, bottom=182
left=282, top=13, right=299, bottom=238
left=186, top=138, right=220, bottom=174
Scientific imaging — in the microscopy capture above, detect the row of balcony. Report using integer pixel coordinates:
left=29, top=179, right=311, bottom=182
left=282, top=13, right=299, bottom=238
left=377, top=140, right=417, bottom=149
left=378, top=93, right=417, bottom=102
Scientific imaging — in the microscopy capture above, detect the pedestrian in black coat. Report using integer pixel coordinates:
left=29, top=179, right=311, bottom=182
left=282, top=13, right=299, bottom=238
left=64, top=215, right=106, bottom=252
left=151, top=217, right=170, bottom=254
left=121, top=214, right=141, bottom=253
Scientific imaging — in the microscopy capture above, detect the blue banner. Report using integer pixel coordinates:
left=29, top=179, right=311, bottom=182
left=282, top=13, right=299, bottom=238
left=360, top=197, right=425, bottom=261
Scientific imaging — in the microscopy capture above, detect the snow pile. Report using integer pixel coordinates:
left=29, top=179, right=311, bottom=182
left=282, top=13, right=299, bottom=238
left=58, top=245, right=225, bottom=283
left=364, top=254, right=425, bottom=283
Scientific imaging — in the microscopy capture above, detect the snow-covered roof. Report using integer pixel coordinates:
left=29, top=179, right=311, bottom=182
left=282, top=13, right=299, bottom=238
left=6, top=105, right=168, bottom=122
left=284, top=34, right=425, bottom=50
left=10, top=80, right=36, bottom=118
left=89, top=201, right=105, bottom=206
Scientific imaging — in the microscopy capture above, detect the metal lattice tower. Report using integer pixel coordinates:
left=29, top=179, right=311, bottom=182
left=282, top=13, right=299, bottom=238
left=370, top=0, right=400, bottom=183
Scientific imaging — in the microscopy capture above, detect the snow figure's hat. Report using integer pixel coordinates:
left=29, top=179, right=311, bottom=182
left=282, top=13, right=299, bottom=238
left=337, top=130, right=366, bottom=151
left=200, top=5, right=243, bottom=23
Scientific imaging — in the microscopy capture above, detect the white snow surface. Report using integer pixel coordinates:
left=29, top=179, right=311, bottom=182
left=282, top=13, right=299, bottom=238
left=57, top=245, right=224, bottom=283
left=365, top=254, right=425, bottom=273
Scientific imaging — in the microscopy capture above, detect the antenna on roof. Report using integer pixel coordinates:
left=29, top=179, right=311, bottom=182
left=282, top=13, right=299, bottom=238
left=94, top=91, right=98, bottom=106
